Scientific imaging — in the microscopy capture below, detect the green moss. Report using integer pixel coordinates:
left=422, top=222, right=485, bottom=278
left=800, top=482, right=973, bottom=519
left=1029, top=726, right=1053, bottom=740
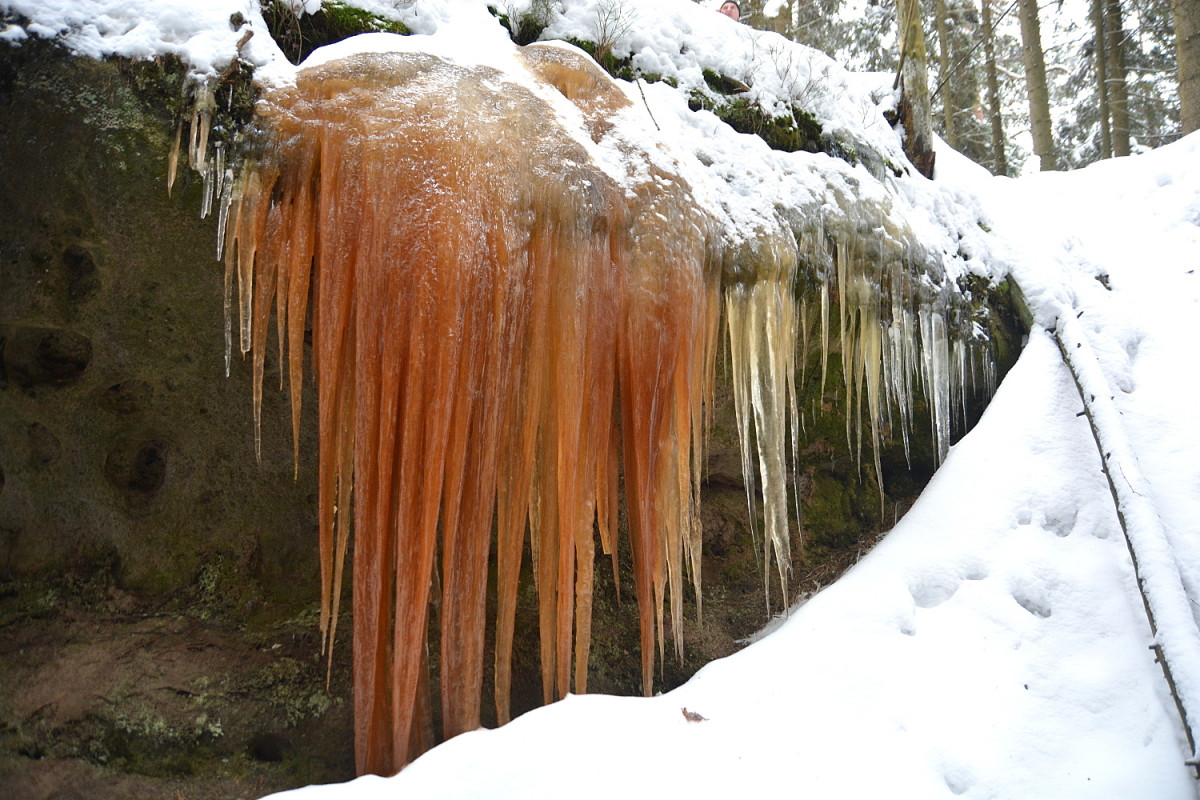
left=263, top=0, right=410, bottom=65
left=699, top=68, right=736, bottom=95
left=718, top=100, right=825, bottom=153
left=95, top=703, right=226, bottom=778
left=687, top=79, right=825, bottom=156
left=248, top=658, right=334, bottom=728
left=118, top=51, right=257, bottom=171
left=488, top=5, right=511, bottom=34
left=804, top=471, right=851, bottom=548
left=687, top=87, right=711, bottom=113
left=558, top=37, right=636, bottom=81
left=823, top=135, right=858, bottom=165
left=803, top=465, right=884, bottom=551
left=976, top=277, right=1028, bottom=376
left=490, top=0, right=554, bottom=45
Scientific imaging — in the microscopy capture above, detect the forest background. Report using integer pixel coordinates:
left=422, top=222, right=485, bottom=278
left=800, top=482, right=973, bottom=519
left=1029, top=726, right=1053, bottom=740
left=716, top=0, right=1194, bottom=174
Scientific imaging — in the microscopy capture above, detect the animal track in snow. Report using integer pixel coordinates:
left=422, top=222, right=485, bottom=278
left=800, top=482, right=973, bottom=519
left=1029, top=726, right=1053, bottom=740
left=1044, top=506, right=1077, bottom=538
left=1011, top=579, right=1053, bottom=618
left=962, top=562, right=988, bottom=581
left=942, top=763, right=972, bottom=795
left=908, top=573, right=960, bottom=609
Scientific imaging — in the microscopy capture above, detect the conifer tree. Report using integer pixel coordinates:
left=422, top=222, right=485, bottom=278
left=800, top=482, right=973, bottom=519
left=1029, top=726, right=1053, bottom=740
left=934, top=0, right=957, bottom=147
left=1018, top=0, right=1058, bottom=169
left=981, top=0, right=1010, bottom=174
left=898, top=0, right=937, bottom=176
left=1173, top=0, right=1200, bottom=131
left=1104, top=0, right=1132, bottom=155
left=1093, top=0, right=1114, bottom=157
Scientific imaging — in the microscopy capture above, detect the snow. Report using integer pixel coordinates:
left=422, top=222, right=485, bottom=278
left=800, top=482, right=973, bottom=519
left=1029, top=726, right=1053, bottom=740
left=3, top=0, right=1198, bottom=796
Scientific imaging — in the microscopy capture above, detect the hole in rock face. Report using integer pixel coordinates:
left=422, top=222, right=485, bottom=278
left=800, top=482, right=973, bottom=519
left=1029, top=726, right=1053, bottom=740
left=26, top=422, right=61, bottom=467
left=35, top=331, right=92, bottom=381
left=62, top=243, right=99, bottom=302
left=1, top=327, right=92, bottom=387
left=248, top=732, right=288, bottom=763
left=104, top=437, right=168, bottom=507
left=104, top=380, right=155, bottom=415
left=128, top=441, right=167, bottom=495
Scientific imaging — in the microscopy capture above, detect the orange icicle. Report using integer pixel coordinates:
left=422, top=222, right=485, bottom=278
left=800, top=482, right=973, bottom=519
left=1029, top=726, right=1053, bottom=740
left=493, top=217, right=549, bottom=724
left=235, top=46, right=723, bottom=776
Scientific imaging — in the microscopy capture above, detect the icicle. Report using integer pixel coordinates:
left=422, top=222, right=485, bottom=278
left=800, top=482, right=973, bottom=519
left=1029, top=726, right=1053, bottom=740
left=167, top=117, right=183, bottom=197
left=220, top=178, right=243, bottom=378
left=200, top=155, right=215, bottom=218
left=216, top=167, right=234, bottom=260
left=211, top=33, right=1013, bottom=780
left=854, top=271, right=885, bottom=512
left=200, top=142, right=225, bottom=220
left=952, top=336, right=968, bottom=431
left=233, top=47, right=722, bottom=775
left=188, top=80, right=215, bottom=174
left=726, top=292, right=761, bottom=567
left=788, top=294, right=803, bottom=542
left=888, top=267, right=914, bottom=466
left=724, top=227, right=799, bottom=613
left=920, top=303, right=952, bottom=466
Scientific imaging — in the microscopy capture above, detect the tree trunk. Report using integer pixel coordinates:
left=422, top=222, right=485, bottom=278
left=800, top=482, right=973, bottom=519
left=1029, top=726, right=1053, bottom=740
left=1104, top=0, right=1131, bottom=156
left=981, top=0, right=1009, bottom=175
left=1093, top=0, right=1113, bottom=158
left=934, top=0, right=956, bottom=147
left=898, top=0, right=937, bottom=177
left=1172, top=0, right=1200, bottom=133
left=1018, top=0, right=1057, bottom=170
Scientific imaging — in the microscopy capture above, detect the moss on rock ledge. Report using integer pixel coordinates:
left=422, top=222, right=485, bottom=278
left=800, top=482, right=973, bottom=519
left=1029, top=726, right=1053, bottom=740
left=263, top=1, right=410, bottom=65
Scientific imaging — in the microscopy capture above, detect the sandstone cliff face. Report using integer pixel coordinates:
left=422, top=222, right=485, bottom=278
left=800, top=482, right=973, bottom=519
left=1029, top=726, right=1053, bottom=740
left=0, top=40, right=353, bottom=796
left=0, top=40, right=320, bottom=604
left=0, top=35, right=1018, bottom=798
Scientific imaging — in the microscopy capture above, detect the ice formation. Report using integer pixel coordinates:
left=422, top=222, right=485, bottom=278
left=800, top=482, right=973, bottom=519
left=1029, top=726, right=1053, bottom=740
left=212, top=44, right=723, bottom=775
left=721, top=193, right=996, bottom=609
left=174, top=23, right=997, bottom=779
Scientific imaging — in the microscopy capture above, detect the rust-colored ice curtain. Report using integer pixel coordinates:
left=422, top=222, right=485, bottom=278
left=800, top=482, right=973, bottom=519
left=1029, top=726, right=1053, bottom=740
left=225, top=46, right=720, bottom=776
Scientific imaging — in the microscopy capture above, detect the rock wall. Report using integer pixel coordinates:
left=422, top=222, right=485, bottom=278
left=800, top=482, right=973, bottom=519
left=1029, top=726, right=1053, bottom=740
left=0, top=35, right=1020, bottom=798
left=0, top=40, right=320, bottom=607
left=0, top=40, right=350, bottom=799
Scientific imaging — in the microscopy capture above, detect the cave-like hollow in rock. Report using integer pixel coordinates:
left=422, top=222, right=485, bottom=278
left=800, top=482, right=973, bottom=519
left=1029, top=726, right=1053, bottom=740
left=199, top=40, right=999, bottom=777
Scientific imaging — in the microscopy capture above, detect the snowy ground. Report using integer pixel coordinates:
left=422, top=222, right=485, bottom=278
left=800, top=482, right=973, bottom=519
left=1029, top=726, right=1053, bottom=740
left=4, top=0, right=1199, bottom=797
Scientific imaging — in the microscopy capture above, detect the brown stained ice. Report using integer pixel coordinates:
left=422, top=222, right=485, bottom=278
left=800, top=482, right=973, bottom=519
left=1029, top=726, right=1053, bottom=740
left=223, top=47, right=720, bottom=776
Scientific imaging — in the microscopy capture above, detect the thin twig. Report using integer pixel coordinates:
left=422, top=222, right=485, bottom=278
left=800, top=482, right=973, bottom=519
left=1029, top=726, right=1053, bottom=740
left=636, top=78, right=660, bottom=131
